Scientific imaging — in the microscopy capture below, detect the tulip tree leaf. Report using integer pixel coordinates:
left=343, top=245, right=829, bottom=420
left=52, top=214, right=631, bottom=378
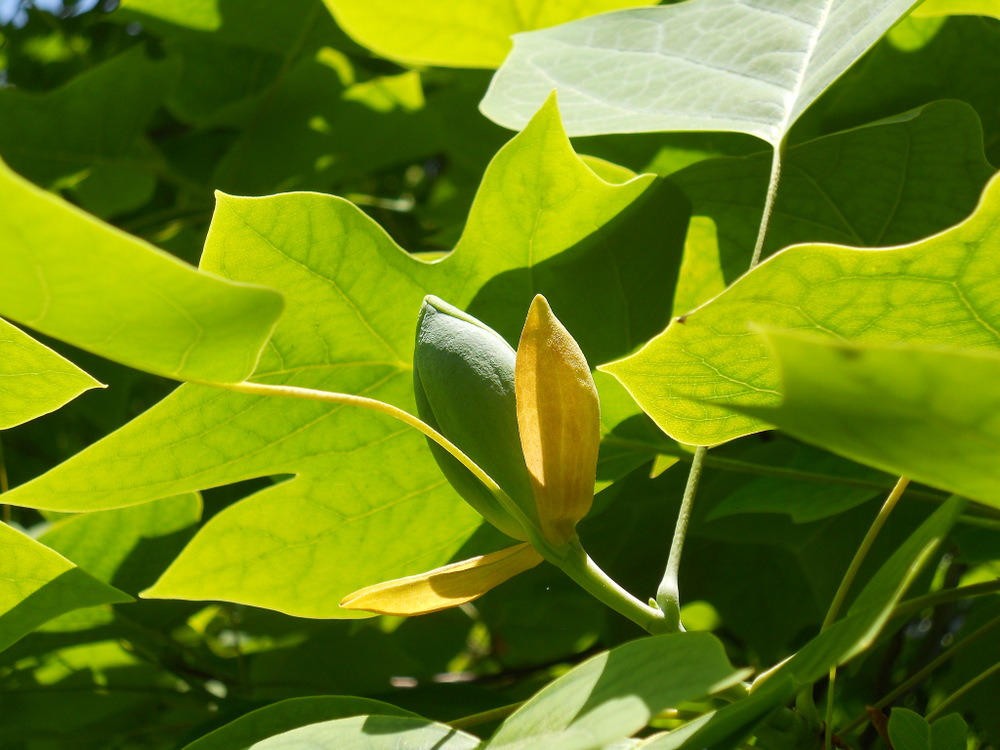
left=35, top=492, right=202, bottom=631
left=0, top=318, right=101, bottom=430
left=0, top=522, right=131, bottom=653
left=486, top=632, right=748, bottom=750
left=323, top=0, right=657, bottom=69
left=604, top=171, right=1000, bottom=446
left=183, top=696, right=417, bottom=750
left=249, top=716, right=480, bottom=749
left=671, top=100, right=993, bottom=313
left=913, top=0, right=1000, bottom=20
left=0, top=45, right=180, bottom=217
left=4, top=97, right=688, bottom=618
left=743, top=334, right=1000, bottom=509
left=480, top=0, right=917, bottom=144
left=0, top=157, right=284, bottom=383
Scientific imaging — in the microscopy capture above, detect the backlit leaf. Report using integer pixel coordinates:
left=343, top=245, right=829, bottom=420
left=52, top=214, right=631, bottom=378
left=5, top=97, right=686, bottom=618
left=744, top=334, right=1000, bottom=509
left=0, top=157, right=284, bottom=383
left=0, top=318, right=101, bottom=430
left=324, top=0, right=656, bottom=69
left=0, top=522, right=131, bottom=653
left=604, top=171, right=1000, bottom=446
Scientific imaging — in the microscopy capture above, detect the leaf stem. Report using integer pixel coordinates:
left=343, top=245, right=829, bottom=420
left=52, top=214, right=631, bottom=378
left=825, top=668, right=836, bottom=750
left=839, top=615, right=1000, bottom=735
left=892, top=579, right=1000, bottom=622
left=213, top=380, right=533, bottom=534
left=822, top=476, right=910, bottom=632
left=926, top=660, right=1000, bottom=721
left=558, top=538, right=668, bottom=634
left=750, top=144, right=784, bottom=268
left=656, top=445, right=708, bottom=632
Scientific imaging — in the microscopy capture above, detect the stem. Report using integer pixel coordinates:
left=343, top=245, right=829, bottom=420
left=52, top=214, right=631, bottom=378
left=892, top=579, right=1000, bottom=622
left=825, top=668, right=836, bottom=750
left=558, top=538, right=667, bottom=634
left=212, top=380, right=668, bottom=633
left=749, top=145, right=784, bottom=269
left=839, top=616, right=1000, bottom=735
left=450, top=702, right=524, bottom=730
left=926, top=660, right=1000, bottom=721
left=822, top=477, right=910, bottom=631
left=657, top=445, right=708, bottom=631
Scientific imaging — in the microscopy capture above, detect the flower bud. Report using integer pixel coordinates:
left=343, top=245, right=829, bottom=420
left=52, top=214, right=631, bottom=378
left=413, top=296, right=538, bottom=540
left=516, top=295, right=600, bottom=546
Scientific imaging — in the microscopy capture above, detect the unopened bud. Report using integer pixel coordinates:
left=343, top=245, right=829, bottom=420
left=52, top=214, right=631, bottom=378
left=516, top=295, right=600, bottom=546
left=413, top=296, right=538, bottom=540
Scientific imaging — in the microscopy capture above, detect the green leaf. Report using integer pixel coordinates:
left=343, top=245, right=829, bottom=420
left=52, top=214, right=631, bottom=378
left=485, top=632, right=749, bottom=750
left=604, top=171, right=1000, bottom=446
left=671, top=100, right=993, bottom=313
left=746, top=334, right=1000, bottom=510
left=0, top=45, right=180, bottom=217
left=118, top=0, right=223, bottom=31
left=481, top=0, right=917, bottom=143
left=0, top=522, right=131, bottom=653
left=888, top=708, right=969, bottom=750
left=0, top=318, right=101, bottom=429
left=663, top=495, right=964, bottom=750
left=913, top=0, right=1000, bottom=20
left=807, top=17, right=1000, bottom=166
left=247, top=715, right=479, bottom=749
left=323, top=0, right=656, bottom=69
left=35, top=492, right=201, bottom=631
left=0, top=157, right=284, bottom=383
left=183, top=696, right=417, bottom=750
left=5, top=97, right=686, bottom=618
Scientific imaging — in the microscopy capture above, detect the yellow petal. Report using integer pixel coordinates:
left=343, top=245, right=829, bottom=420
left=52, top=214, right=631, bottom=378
left=516, top=294, right=601, bottom=546
left=339, top=543, right=543, bottom=616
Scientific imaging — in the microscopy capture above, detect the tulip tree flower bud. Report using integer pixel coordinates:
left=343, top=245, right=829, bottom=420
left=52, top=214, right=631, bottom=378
left=341, top=295, right=606, bottom=618
left=516, top=295, right=600, bottom=547
left=413, top=296, right=538, bottom=541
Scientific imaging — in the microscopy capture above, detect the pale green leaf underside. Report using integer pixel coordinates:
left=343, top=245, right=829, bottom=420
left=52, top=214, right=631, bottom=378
left=487, top=632, right=747, bottom=750
left=604, top=171, right=1000, bottom=446
left=0, top=158, right=284, bottom=383
left=248, top=716, right=479, bottom=750
left=747, top=334, right=1000, bottom=509
left=0, top=522, right=131, bottom=653
left=5, top=97, right=675, bottom=618
left=183, top=696, right=416, bottom=750
left=0, top=318, right=101, bottom=430
left=324, top=0, right=656, bottom=69
left=481, top=0, right=918, bottom=143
